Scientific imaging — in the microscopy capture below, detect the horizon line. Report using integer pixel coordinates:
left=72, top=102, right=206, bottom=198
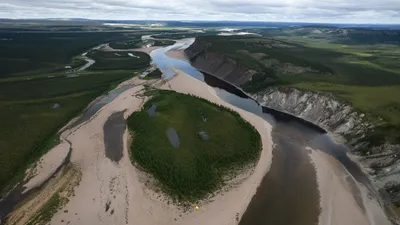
left=0, top=18, right=399, bottom=25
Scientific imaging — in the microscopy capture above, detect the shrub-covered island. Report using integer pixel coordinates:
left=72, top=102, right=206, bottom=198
left=127, top=90, right=261, bottom=202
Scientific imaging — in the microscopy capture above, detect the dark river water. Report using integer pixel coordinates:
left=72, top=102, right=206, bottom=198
left=151, top=40, right=376, bottom=225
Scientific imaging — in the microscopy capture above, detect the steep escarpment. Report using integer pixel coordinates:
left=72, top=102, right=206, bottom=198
left=185, top=40, right=255, bottom=86
left=185, top=38, right=400, bottom=212
left=252, top=87, right=372, bottom=148
left=185, top=39, right=372, bottom=147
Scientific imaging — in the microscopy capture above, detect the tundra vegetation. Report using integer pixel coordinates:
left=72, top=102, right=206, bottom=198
left=127, top=90, right=261, bottom=202
left=195, top=28, right=400, bottom=147
left=0, top=22, right=155, bottom=194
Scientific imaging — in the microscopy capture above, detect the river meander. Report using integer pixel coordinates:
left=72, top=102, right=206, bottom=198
left=151, top=39, right=385, bottom=225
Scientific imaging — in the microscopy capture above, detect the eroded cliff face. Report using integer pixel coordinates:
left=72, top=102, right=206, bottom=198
left=185, top=40, right=255, bottom=86
left=186, top=38, right=400, bottom=212
left=252, top=87, right=372, bottom=148
left=186, top=40, right=372, bottom=147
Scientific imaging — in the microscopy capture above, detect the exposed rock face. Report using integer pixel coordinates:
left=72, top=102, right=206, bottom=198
left=186, top=39, right=372, bottom=146
left=185, top=40, right=255, bottom=86
left=251, top=87, right=372, bottom=147
left=358, top=144, right=400, bottom=207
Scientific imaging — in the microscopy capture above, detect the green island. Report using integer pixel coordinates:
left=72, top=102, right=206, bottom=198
left=127, top=90, right=261, bottom=201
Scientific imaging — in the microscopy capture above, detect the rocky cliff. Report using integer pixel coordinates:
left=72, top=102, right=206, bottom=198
left=185, top=38, right=400, bottom=213
left=185, top=40, right=255, bottom=86
left=252, top=87, right=372, bottom=148
left=185, top=39, right=372, bottom=146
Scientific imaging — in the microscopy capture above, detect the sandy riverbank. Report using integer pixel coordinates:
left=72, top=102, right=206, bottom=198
left=22, top=141, right=70, bottom=194
left=165, top=49, right=189, bottom=62
left=309, top=148, right=391, bottom=225
left=7, top=69, right=391, bottom=225
left=7, top=70, right=272, bottom=225
left=7, top=40, right=393, bottom=225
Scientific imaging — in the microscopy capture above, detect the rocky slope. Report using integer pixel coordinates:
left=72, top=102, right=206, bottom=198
left=185, top=38, right=400, bottom=214
left=185, top=40, right=255, bottom=86
left=252, top=87, right=372, bottom=147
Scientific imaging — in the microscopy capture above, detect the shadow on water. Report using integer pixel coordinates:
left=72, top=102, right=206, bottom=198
left=103, top=111, right=127, bottom=162
left=239, top=134, right=319, bottom=225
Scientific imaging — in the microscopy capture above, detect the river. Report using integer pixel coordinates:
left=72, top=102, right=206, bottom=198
left=0, top=38, right=388, bottom=225
left=150, top=39, right=388, bottom=225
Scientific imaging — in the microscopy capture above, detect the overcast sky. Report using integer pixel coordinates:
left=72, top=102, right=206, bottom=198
left=0, top=0, right=399, bottom=24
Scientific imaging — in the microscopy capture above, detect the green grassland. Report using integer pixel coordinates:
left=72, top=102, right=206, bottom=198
left=0, top=19, right=172, bottom=78
left=127, top=90, right=261, bottom=201
left=0, top=69, right=147, bottom=194
left=0, top=32, right=139, bottom=78
left=293, top=82, right=400, bottom=145
left=197, top=29, right=400, bottom=145
left=0, top=23, right=158, bottom=194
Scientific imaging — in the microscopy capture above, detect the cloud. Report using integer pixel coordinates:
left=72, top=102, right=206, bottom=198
left=0, top=0, right=399, bottom=23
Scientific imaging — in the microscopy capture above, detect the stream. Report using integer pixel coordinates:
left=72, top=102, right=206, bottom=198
left=151, top=39, right=385, bottom=225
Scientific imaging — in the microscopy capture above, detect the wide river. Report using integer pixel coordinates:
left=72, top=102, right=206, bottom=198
left=150, top=39, right=386, bottom=225
left=0, top=38, right=388, bottom=225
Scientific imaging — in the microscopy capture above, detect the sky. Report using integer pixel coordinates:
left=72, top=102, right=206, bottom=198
left=0, top=0, right=399, bottom=24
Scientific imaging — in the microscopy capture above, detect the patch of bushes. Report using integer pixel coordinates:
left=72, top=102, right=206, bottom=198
left=127, top=90, right=261, bottom=202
